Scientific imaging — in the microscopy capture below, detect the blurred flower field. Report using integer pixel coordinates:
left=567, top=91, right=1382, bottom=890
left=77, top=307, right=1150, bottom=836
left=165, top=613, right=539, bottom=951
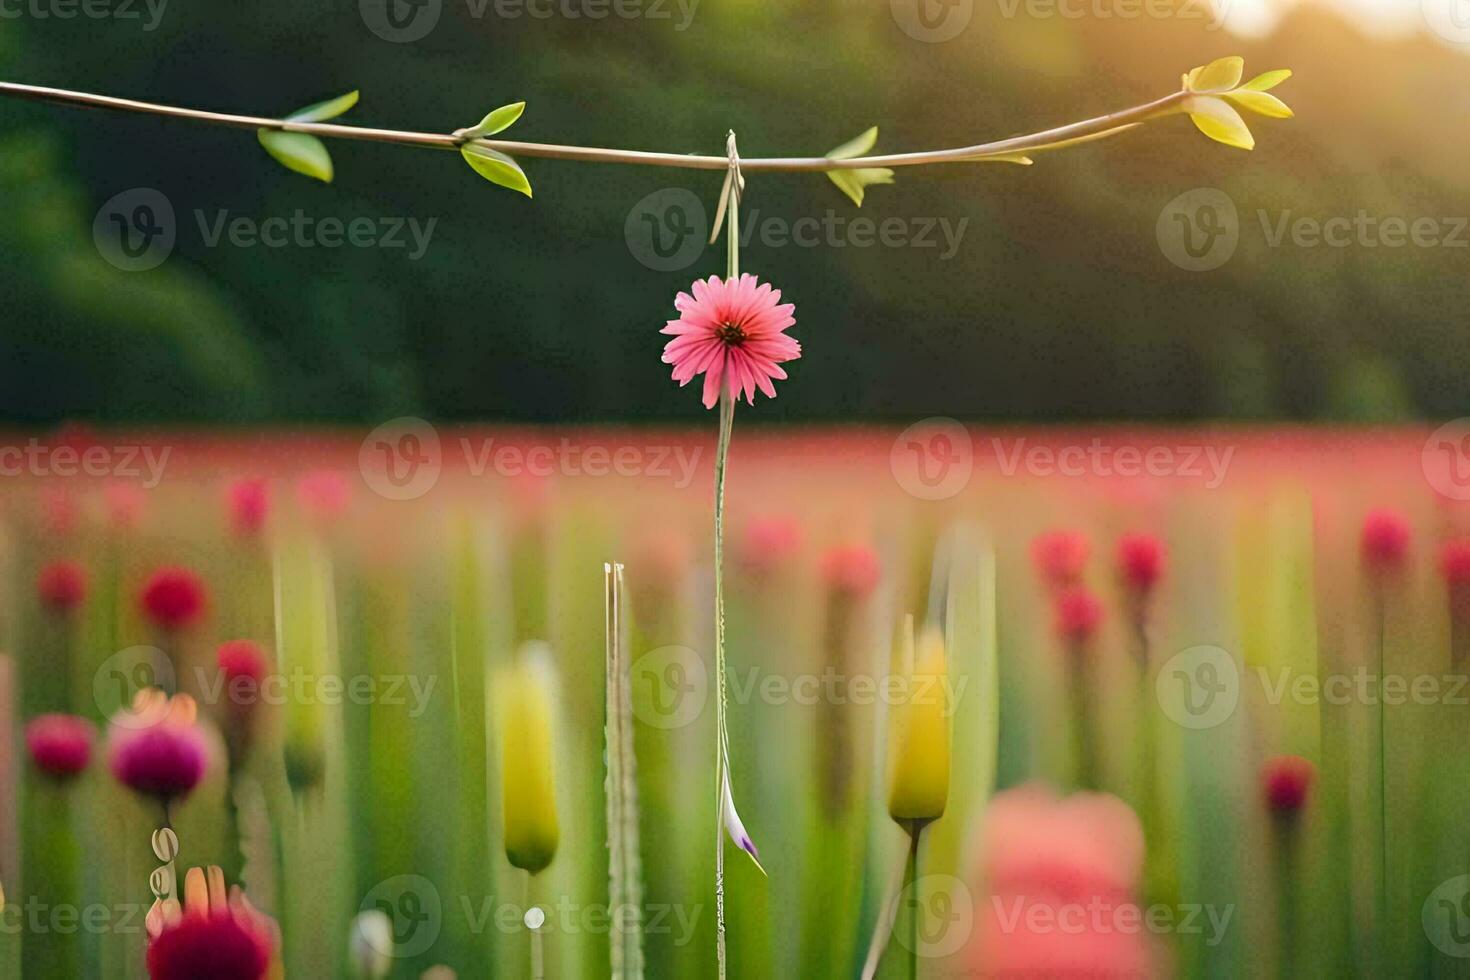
left=3, top=424, right=1470, bottom=978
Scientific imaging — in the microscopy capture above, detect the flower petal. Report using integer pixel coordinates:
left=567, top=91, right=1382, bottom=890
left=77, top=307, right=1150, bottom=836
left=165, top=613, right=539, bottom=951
left=722, top=768, right=765, bottom=874
left=1185, top=96, right=1255, bottom=151
left=1226, top=90, right=1293, bottom=120
left=1189, top=56, right=1244, bottom=93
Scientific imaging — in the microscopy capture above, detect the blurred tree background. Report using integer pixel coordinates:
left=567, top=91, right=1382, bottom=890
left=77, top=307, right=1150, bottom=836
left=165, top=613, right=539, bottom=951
left=0, top=0, right=1465, bottom=425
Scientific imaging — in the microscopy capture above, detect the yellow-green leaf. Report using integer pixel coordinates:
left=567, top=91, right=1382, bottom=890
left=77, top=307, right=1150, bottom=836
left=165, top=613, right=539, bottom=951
left=826, top=126, right=879, bottom=161
left=1242, top=69, right=1291, bottom=92
left=288, top=90, right=359, bottom=123
left=1189, top=56, right=1245, bottom=93
left=1226, top=89, right=1294, bottom=119
left=463, top=101, right=525, bottom=140
left=461, top=144, right=532, bottom=197
left=1186, top=95, right=1255, bottom=151
left=825, top=166, right=894, bottom=207
left=257, top=130, right=335, bottom=182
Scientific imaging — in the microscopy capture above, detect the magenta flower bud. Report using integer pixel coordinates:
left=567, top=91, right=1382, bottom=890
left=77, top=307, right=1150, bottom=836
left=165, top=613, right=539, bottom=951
left=36, top=559, right=88, bottom=615
left=1360, top=508, right=1410, bottom=572
left=25, top=714, right=94, bottom=781
left=108, top=691, right=209, bottom=803
left=1262, top=754, right=1315, bottom=815
left=1031, top=530, right=1090, bottom=590
left=1116, top=533, right=1166, bottom=595
left=139, top=566, right=209, bottom=631
left=226, top=477, right=271, bottom=536
left=820, top=543, right=881, bottom=600
left=1054, top=587, right=1104, bottom=644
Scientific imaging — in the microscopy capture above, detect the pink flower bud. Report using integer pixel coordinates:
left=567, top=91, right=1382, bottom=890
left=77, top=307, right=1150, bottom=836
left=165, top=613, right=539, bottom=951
left=1054, top=587, right=1104, bottom=644
left=25, top=714, right=94, bottom=781
left=36, top=560, right=88, bottom=615
left=1262, top=754, right=1315, bottom=815
left=1360, top=508, right=1410, bottom=571
left=1031, top=530, right=1090, bottom=589
left=139, top=567, right=208, bottom=631
left=1116, top=533, right=1165, bottom=595
left=226, top=477, right=270, bottom=536
left=820, top=544, right=881, bottom=600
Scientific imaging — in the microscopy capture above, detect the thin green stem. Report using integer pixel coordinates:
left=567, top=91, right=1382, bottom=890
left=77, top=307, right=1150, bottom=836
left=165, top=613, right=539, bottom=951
left=0, top=80, right=1186, bottom=173
left=905, top=825, right=922, bottom=980
left=712, top=140, right=740, bottom=980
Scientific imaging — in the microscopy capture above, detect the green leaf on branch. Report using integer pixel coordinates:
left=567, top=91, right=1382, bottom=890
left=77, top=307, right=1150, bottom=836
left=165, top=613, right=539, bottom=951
left=257, top=90, right=359, bottom=183
left=461, top=101, right=526, bottom=140
left=461, top=144, right=533, bottom=197
left=824, top=126, right=894, bottom=207
left=287, top=90, right=360, bottom=123
left=257, top=131, right=336, bottom=183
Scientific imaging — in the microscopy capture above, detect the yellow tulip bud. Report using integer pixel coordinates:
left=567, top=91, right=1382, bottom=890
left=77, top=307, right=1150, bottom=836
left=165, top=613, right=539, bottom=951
left=495, top=645, right=561, bottom=875
left=886, top=625, right=951, bottom=823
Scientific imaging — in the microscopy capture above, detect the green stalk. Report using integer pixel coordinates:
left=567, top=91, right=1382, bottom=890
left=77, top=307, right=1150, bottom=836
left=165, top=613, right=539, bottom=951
left=905, top=826, right=921, bottom=980
left=712, top=134, right=741, bottom=980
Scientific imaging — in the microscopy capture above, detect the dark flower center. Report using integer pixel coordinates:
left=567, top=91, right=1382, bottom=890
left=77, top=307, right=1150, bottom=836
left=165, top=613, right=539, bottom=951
left=718, top=321, right=745, bottom=346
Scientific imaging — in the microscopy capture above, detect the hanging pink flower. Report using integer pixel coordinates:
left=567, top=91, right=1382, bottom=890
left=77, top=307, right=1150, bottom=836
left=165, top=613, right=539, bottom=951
left=25, top=714, right=95, bottom=781
left=661, top=274, right=799, bottom=409
left=147, top=866, right=278, bottom=980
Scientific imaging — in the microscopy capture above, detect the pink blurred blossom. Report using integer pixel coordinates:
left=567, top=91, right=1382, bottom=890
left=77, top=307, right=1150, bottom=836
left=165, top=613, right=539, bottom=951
left=25, top=714, right=94, bottom=781
left=108, top=691, right=209, bottom=803
left=740, top=516, right=803, bottom=575
left=970, top=784, right=1152, bottom=978
left=1054, top=587, right=1104, bottom=644
left=820, top=544, right=881, bottom=600
left=226, top=477, right=271, bottom=536
left=139, top=567, right=208, bottom=631
left=1116, top=533, right=1165, bottom=595
left=1360, top=508, right=1410, bottom=572
left=1032, top=530, right=1091, bottom=589
left=1261, top=755, right=1315, bottom=815
left=36, top=560, right=88, bottom=615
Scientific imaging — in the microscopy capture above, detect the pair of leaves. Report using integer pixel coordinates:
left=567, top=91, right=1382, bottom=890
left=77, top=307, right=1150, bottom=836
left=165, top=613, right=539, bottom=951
left=459, top=101, right=532, bottom=198
left=1182, top=56, right=1294, bottom=151
left=258, top=92, right=533, bottom=198
left=257, top=91, right=359, bottom=183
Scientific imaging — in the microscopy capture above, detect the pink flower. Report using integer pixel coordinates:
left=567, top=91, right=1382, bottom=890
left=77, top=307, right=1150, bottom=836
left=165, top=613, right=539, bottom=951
left=1361, top=508, right=1410, bottom=572
left=226, top=477, right=270, bottom=536
left=740, top=516, right=803, bottom=575
left=296, top=469, right=351, bottom=522
left=660, top=274, right=799, bottom=409
left=108, top=690, right=209, bottom=802
left=1261, top=755, right=1315, bottom=815
left=103, top=482, right=147, bottom=530
left=36, top=560, right=88, bottom=615
left=25, top=714, right=94, bottom=781
left=1031, top=530, right=1091, bottom=590
left=147, top=866, right=278, bottom=980
left=215, top=641, right=269, bottom=762
left=1054, top=587, right=1104, bottom=644
left=970, top=784, right=1150, bottom=978
left=1116, top=533, right=1165, bottom=595
left=820, top=544, right=881, bottom=600
left=139, top=567, right=208, bottom=631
